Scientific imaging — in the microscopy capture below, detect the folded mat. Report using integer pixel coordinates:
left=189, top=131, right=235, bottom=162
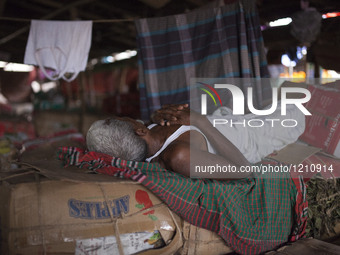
left=58, top=147, right=307, bottom=255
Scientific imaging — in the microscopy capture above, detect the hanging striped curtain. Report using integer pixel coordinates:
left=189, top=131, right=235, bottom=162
left=135, top=0, right=270, bottom=120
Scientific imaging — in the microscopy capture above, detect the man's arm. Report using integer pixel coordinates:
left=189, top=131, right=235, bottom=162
left=161, top=141, right=252, bottom=179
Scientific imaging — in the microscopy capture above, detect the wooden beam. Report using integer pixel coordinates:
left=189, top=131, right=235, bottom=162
left=31, top=0, right=60, bottom=8
left=34, top=0, right=138, bottom=20
left=12, top=0, right=51, bottom=15
left=94, top=1, right=141, bottom=18
left=0, top=0, right=95, bottom=45
left=139, top=0, right=171, bottom=9
left=32, top=0, right=98, bottom=19
left=34, top=0, right=140, bottom=39
left=33, top=0, right=136, bottom=37
left=185, top=0, right=207, bottom=7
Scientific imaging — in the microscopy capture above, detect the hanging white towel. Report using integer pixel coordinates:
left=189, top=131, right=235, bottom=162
left=24, top=20, right=92, bottom=82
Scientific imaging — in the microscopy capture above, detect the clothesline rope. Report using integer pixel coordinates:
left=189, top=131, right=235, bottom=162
left=0, top=17, right=137, bottom=23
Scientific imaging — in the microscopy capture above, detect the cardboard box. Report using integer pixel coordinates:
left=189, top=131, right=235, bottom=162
left=4, top=144, right=235, bottom=255
left=179, top=221, right=233, bottom=255
left=0, top=170, right=183, bottom=255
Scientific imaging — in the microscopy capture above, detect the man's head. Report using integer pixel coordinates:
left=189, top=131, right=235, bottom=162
left=86, top=118, right=148, bottom=161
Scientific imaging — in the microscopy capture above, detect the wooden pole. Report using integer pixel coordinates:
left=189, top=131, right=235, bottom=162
left=78, top=72, right=86, bottom=135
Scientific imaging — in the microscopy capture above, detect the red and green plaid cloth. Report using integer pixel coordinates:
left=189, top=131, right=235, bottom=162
left=58, top=147, right=308, bottom=255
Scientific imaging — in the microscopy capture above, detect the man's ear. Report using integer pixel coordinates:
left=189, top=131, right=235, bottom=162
left=135, top=127, right=148, bottom=136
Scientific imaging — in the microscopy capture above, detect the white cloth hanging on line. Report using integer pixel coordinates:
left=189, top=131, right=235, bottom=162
left=24, top=20, right=92, bottom=82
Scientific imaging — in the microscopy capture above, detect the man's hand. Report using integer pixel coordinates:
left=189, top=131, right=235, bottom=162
left=151, top=104, right=196, bottom=126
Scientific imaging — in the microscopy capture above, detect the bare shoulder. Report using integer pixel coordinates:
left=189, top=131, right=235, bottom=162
left=159, top=141, right=190, bottom=175
left=157, top=130, right=207, bottom=176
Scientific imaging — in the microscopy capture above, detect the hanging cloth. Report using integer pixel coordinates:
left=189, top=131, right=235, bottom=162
left=135, top=0, right=270, bottom=120
left=24, top=20, right=92, bottom=82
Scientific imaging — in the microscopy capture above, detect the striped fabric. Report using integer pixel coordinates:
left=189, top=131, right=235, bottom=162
left=58, top=147, right=307, bottom=255
left=135, top=0, right=270, bottom=120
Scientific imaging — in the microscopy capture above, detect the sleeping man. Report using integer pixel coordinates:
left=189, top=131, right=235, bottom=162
left=86, top=103, right=305, bottom=179
left=82, top=103, right=308, bottom=254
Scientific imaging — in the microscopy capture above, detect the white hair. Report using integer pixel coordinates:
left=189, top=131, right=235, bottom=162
left=86, top=119, right=147, bottom=161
